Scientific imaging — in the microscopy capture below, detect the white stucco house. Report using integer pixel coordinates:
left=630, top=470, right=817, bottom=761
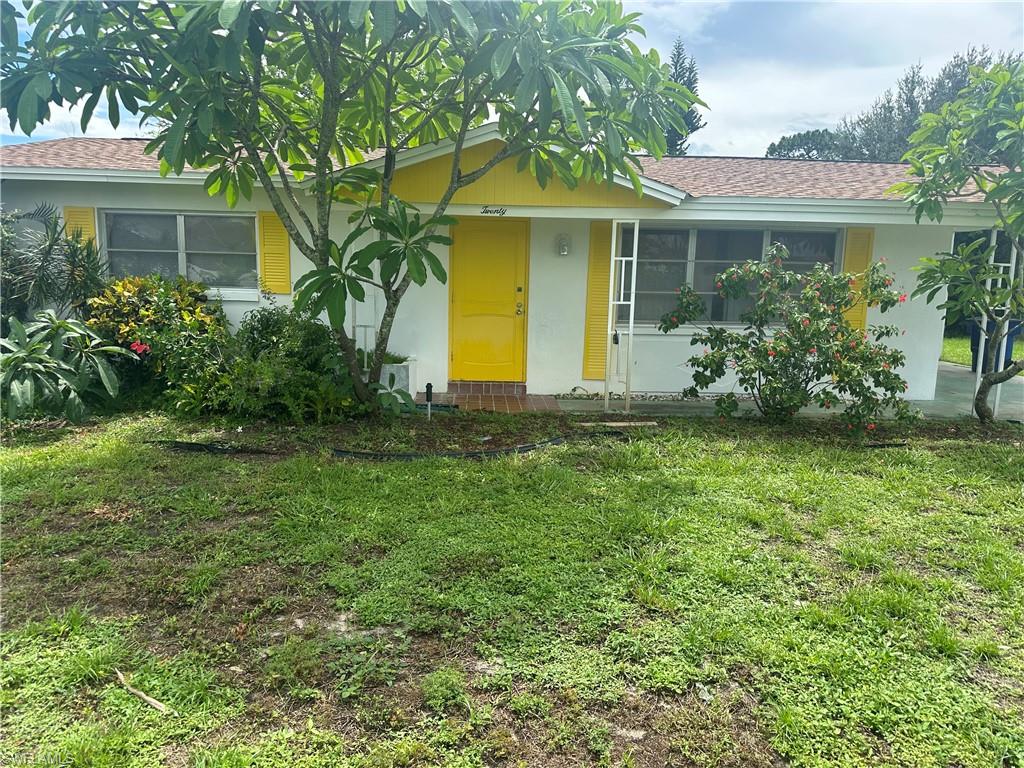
left=0, top=125, right=996, bottom=401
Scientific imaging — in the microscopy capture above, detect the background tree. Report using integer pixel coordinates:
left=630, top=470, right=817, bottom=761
left=891, top=61, right=1024, bottom=423
left=2, top=0, right=696, bottom=406
left=767, top=47, right=1021, bottom=161
left=765, top=129, right=845, bottom=161
left=665, top=37, right=704, bottom=155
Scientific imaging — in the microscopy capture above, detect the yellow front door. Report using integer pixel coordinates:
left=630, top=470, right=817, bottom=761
left=449, top=218, right=529, bottom=381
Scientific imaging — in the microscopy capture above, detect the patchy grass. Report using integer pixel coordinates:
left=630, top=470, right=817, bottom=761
left=2, top=413, right=1023, bottom=767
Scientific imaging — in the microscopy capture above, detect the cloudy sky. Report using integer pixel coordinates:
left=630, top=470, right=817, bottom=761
left=2, top=0, right=1022, bottom=156
left=624, top=0, right=1024, bottom=155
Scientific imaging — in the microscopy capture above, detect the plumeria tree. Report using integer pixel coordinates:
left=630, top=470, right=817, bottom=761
left=2, top=0, right=697, bottom=406
left=658, top=244, right=914, bottom=432
left=891, top=62, right=1024, bottom=423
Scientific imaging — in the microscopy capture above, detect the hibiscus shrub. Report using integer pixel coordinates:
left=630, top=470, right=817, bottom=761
left=658, top=243, right=916, bottom=432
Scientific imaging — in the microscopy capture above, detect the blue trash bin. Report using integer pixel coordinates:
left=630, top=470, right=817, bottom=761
left=970, top=319, right=1023, bottom=372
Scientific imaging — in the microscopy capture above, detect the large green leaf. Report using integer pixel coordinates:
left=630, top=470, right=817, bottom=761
left=218, top=0, right=243, bottom=29
left=92, top=355, right=119, bottom=398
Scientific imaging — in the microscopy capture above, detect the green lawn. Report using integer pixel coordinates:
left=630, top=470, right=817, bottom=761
left=2, top=414, right=1023, bottom=767
left=941, top=335, right=974, bottom=368
left=942, top=334, right=1024, bottom=376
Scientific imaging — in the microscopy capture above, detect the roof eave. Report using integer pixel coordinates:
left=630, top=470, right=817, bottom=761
left=0, top=166, right=209, bottom=184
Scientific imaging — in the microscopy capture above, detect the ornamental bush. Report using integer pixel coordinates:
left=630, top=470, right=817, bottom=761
left=85, top=275, right=229, bottom=402
left=86, top=275, right=222, bottom=347
left=658, top=243, right=916, bottom=432
left=220, top=305, right=360, bottom=422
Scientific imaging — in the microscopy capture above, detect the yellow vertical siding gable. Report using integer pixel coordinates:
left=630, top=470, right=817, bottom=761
left=258, top=211, right=292, bottom=294
left=582, top=221, right=613, bottom=380
left=392, top=140, right=668, bottom=209
left=63, top=207, right=96, bottom=243
left=843, top=227, right=874, bottom=330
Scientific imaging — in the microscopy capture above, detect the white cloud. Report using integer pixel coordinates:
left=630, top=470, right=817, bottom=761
left=694, top=60, right=908, bottom=155
left=805, top=1, right=1024, bottom=69
left=675, top=1, right=1023, bottom=155
left=625, top=0, right=732, bottom=51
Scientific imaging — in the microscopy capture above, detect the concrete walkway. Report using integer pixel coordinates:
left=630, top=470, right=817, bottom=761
left=557, top=362, right=1024, bottom=421
left=913, top=361, right=1023, bottom=419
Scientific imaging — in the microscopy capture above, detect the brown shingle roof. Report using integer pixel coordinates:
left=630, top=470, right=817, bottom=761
left=0, top=137, right=384, bottom=174
left=3, top=136, right=916, bottom=201
left=1, top=137, right=167, bottom=172
left=638, top=155, right=911, bottom=201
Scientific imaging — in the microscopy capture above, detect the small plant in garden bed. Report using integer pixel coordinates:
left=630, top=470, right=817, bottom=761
left=659, top=244, right=916, bottom=433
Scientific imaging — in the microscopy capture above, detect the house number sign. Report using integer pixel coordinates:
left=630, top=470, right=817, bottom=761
left=479, top=205, right=508, bottom=216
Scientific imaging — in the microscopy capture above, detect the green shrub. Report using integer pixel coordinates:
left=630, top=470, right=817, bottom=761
left=220, top=305, right=359, bottom=422
left=84, top=275, right=231, bottom=409
left=85, top=274, right=223, bottom=349
left=1, top=311, right=135, bottom=421
left=659, top=243, right=916, bottom=432
left=1, top=204, right=106, bottom=330
left=420, top=666, right=468, bottom=714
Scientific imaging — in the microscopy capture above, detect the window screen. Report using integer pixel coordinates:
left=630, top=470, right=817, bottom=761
left=694, top=229, right=763, bottom=322
left=616, top=228, right=690, bottom=324
left=770, top=230, right=838, bottom=275
left=105, top=213, right=178, bottom=280
left=184, top=215, right=258, bottom=288
left=104, top=212, right=257, bottom=288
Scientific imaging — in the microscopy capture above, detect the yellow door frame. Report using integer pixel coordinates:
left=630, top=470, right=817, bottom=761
left=448, top=216, right=531, bottom=381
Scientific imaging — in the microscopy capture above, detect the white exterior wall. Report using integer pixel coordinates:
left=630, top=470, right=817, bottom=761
left=1, top=176, right=971, bottom=400
left=867, top=224, right=953, bottom=399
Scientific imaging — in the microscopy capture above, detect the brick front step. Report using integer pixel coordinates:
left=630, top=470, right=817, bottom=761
left=448, top=380, right=526, bottom=396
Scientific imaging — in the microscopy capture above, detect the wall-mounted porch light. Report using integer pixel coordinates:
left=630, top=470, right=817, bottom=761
left=555, top=233, right=571, bottom=257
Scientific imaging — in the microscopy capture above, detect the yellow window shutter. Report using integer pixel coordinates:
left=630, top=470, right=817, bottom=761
left=843, top=227, right=874, bottom=330
left=63, top=207, right=96, bottom=243
left=258, top=211, right=292, bottom=294
left=582, top=220, right=613, bottom=380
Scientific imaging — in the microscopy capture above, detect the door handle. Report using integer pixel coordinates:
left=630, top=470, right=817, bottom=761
left=515, top=302, right=524, bottom=316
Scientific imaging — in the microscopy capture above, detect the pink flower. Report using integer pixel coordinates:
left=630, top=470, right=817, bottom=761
left=801, top=318, right=810, bottom=327
left=767, top=349, right=776, bottom=358
left=898, top=293, right=908, bottom=303
left=809, top=347, right=817, bottom=355
left=867, top=423, right=877, bottom=431
left=715, top=281, right=723, bottom=289
left=129, top=340, right=150, bottom=355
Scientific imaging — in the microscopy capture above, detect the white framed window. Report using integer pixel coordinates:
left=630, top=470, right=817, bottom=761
left=616, top=226, right=690, bottom=324
left=103, top=211, right=259, bottom=289
left=617, top=226, right=841, bottom=325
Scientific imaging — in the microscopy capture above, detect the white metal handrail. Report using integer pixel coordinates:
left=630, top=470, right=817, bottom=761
left=604, top=219, right=640, bottom=413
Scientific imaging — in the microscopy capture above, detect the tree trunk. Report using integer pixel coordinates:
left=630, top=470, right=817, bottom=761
left=973, top=317, right=1011, bottom=423
left=336, top=327, right=372, bottom=404
left=975, top=357, right=1024, bottom=423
